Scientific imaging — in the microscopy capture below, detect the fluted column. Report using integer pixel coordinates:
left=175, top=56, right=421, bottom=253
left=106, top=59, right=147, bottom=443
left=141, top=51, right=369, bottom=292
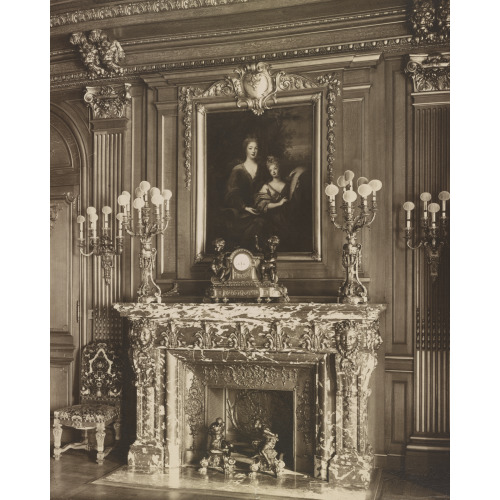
left=84, top=83, right=131, bottom=340
left=405, top=53, right=450, bottom=465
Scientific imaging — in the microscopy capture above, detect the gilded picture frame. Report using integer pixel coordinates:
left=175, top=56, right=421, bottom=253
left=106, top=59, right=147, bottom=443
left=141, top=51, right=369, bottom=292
left=179, top=63, right=340, bottom=265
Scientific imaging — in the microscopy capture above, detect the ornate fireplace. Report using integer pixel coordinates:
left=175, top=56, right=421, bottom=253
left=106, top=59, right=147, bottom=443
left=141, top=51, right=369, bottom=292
left=114, top=302, right=385, bottom=489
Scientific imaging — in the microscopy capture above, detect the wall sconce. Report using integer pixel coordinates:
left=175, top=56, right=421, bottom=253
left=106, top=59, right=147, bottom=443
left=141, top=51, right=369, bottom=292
left=325, top=170, right=382, bottom=304
left=403, top=190, right=450, bottom=281
left=77, top=206, right=124, bottom=285
left=117, top=181, right=172, bottom=304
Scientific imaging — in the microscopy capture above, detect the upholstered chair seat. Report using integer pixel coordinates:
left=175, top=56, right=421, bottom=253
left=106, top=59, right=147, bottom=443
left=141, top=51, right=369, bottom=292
left=52, top=341, right=123, bottom=464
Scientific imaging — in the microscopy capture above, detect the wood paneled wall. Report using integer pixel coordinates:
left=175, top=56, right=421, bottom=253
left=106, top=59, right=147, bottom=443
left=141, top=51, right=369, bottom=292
left=50, top=51, right=449, bottom=471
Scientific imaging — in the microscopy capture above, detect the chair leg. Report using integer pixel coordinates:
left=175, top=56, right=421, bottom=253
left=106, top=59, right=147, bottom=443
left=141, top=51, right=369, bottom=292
left=53, top=418, right=63, bottom=460
left=96, top=422, right=106, bottom=465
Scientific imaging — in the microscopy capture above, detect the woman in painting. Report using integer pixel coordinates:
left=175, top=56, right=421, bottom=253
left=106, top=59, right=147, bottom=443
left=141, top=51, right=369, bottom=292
left=223, top=137, right=268, bottom=249
left=255, top=156, right=306, bottom=248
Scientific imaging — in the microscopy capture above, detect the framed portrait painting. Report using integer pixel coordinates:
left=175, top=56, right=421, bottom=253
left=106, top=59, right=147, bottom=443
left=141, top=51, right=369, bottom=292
left=192, top=90, right=322, bottom=263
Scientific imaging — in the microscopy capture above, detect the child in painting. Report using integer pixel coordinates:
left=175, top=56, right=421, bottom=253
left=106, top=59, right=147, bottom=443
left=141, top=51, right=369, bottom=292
left=255, top=156, right=306, bottom=246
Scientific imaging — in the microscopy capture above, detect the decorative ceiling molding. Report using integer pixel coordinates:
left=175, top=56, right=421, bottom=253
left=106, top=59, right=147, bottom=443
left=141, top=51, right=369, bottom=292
left=50, top=8, right=407, bottom=56
left=51, top=35, right=449, bottom=90
left=51, top=0, right=251, bottom=28
left=405, top=53, right=449, bottom=93
left=84, top=83, right=132, bottom=119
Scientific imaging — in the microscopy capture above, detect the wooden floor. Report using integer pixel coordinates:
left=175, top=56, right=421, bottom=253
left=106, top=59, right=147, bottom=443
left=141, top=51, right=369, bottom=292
left=50, top=449, right=450, bottom=500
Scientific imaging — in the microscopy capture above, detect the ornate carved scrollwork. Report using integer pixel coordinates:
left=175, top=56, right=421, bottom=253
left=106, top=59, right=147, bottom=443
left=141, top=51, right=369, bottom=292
left=317, top=73, right=341, bottom=182
left=405, top=53, right=450, bottom=92
left=52, top=0, right=250, bottom=28
left=200, top=364, right=298, bottom=388
left=409, top=0, right=450, bottom=43
left=70, top=30, right=125, bottom=79
left=296, top=379, right=314, bottom=451
left=128, top=318, right=157, bottom=387
left=84, top=84, right=132, bottom=119
left=227, top=322, right=256, bottom=350
left=299, top=322, right=332, bottom=351
left=185, top=374, right=205, bottom=439
left=264, top=321, right=290, bottom=351
left=159, top=322, right=186, bottom=348
left=227, top=62, right=316, bottom=115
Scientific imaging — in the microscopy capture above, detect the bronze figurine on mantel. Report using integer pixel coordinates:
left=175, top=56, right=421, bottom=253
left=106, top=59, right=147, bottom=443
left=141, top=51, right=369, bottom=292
left=199, top=418, right=235, bottom=474
left=205, top=236, right=289, bottom=303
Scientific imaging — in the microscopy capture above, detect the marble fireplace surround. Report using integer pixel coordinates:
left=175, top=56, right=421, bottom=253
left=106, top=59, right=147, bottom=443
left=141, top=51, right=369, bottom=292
left=114, top=302, right=385, bottom=490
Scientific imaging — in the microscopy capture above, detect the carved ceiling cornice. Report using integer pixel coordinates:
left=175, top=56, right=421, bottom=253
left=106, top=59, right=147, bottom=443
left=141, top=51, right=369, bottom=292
left=51, top=35, right=449, bottom=91
left=50, top=0, right=251, bottom=28
left=405, top=53, right=449, bottom=93
left=50, top=8, right=407, bottom=57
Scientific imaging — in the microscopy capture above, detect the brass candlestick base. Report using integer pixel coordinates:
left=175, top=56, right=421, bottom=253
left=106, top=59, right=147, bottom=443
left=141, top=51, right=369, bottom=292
left=325, top=172, right=381, bottom=304
left=118, top=181, right=172, bottom=304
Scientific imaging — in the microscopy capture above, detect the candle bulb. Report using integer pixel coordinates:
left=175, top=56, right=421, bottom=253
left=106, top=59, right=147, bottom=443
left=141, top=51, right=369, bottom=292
left=428, top=203, right=440, bottom=228
left=368, top=180, right=382, bottom=203
left=102, top=206, right=112, bottom=229
left=325, top=183, right=339, bottom=209
left=343, top=190, right=357, bottom=214
left=162, top=189, right=172, bottom=213
left=438, top=191, right=450, bottom=217
left=402, top=201, right=415, bottom=229
left=344, top=170, right=355, bottom=191
left=116, top=213, right=123, bottom=237
left=77, top=215, right=85, bottom=239
left=420, top=192, right=431, bottom=220
left=133, top=197, right=144, bottom=227
left=357, top=184, right=372, bottom=208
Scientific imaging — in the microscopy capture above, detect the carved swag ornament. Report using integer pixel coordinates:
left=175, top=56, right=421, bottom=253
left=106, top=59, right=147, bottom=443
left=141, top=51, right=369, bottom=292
left=70, top=29, right=125, bottom=79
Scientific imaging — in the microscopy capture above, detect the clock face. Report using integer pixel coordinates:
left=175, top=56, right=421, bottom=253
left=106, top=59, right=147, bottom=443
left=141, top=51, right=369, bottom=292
left=233, top=252, right=251, bottom=271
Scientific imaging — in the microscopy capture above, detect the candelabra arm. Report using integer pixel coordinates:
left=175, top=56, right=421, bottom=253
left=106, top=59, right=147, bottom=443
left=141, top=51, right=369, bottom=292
left=405, top=238, right=423, bottom=251
left=79, top=248, right=95, bottom=258
left=125, top=227, right=138, bottom=238
left=363, top=210, right=377, bottom=228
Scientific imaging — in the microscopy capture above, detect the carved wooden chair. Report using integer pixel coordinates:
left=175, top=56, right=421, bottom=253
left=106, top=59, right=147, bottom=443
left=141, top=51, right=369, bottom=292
left=53, top=341, right=123, bottom=464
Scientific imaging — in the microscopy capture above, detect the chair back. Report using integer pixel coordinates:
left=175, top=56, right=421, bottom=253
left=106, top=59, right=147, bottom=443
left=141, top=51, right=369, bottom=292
left=80, top=341, right=123, bottom=405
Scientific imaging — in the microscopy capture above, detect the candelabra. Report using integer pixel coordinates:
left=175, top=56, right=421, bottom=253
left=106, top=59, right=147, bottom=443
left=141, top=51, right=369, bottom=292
left=402, top=190, right=450, bottom=281
left=325, top=170, right=382, bottom=304
left=117, top=181, right=172, bottom=304
left=77, top=206, right=124, bottom=285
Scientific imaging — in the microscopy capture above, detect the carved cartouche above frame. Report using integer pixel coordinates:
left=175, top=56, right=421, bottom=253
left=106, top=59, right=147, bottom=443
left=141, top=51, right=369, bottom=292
left=70, top=30, right=125, bottom=79
left=84, top=83, right=132, bottom=119
left=405, top=53, right=449, bottom=93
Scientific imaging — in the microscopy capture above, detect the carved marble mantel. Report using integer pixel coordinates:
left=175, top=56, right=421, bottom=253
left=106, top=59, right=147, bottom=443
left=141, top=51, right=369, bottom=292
left=114, top=302, right=385, bottom=489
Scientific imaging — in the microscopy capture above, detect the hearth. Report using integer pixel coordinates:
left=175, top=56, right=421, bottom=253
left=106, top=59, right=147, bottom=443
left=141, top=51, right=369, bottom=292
left=114, top=302, right=385, bottom=490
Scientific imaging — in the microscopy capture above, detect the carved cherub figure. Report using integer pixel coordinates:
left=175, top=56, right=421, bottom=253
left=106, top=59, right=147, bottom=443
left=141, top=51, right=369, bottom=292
left=70, top=29, right=125, bottom=78
left=255, top=235, right=280, bottom=283
left=89, top=29, right=125, bottom=75
left=210, top=238, right=230, bottom=283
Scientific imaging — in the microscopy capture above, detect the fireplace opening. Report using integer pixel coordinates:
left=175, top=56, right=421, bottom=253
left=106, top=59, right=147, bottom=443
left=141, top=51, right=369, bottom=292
left=206, top=388, right=294, bottom=470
